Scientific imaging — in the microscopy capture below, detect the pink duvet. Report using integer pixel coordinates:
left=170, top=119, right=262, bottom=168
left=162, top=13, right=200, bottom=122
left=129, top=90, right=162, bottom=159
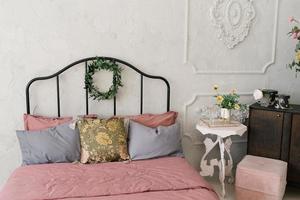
left=0, top=157, right=218, bottom=200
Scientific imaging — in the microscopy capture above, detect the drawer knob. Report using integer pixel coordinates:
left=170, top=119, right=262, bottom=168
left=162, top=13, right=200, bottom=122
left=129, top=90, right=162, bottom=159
left=276, top=114, right=281, bottom=117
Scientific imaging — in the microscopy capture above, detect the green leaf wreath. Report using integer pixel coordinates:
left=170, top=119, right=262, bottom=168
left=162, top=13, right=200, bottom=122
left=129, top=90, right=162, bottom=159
left=85, top=58, right=123, bottom=101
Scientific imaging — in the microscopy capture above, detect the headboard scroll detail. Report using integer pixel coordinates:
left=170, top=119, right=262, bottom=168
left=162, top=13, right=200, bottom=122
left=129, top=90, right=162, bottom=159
left=26, top=57, right=170, bottom=117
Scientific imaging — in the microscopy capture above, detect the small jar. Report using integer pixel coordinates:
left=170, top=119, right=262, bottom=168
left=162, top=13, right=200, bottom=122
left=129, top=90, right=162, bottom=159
left=275, top=95, right=290, bottom=109
left=258, top=89, right=278, bottom=107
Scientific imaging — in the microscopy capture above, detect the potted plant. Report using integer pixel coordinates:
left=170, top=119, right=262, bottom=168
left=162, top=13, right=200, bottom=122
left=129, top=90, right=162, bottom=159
left=287, top=16, right=300, bottom=75
left=213, top=85, right=244, bottom=121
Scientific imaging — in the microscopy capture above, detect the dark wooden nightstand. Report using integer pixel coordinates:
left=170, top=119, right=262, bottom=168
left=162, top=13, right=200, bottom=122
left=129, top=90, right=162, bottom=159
left=248, top=103, right=300, bottom=186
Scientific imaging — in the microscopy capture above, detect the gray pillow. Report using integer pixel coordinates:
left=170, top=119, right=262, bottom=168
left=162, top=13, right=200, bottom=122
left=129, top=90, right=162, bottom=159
left=128, top=121, right=182, bottom=160
left=16, top=122, right=80, bottom=165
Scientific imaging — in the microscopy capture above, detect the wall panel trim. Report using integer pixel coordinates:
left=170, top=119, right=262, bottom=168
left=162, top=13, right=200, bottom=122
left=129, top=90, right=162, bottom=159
left=183, top=0, right=279, bottom=74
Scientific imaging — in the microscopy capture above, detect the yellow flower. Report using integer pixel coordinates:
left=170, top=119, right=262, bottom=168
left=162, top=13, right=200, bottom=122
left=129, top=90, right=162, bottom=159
left=95, top=132, right=112, bottom=145
left=231, top=88, right=237, bottom=94
left=216, top=95, right=224, bottom=105
left=295, top=50, right=300, bottom=63
left=213, top=84, right=219, bottom=91
left=234, top=104, right=240, bottom=110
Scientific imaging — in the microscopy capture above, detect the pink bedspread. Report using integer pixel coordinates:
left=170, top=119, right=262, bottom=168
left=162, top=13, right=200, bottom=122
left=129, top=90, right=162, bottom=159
left=0, top=157, right=218, bottom=200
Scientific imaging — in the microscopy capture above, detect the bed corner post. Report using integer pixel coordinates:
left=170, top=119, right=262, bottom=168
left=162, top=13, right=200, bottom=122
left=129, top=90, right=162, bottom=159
left=26, top=84, right=31, bottom=114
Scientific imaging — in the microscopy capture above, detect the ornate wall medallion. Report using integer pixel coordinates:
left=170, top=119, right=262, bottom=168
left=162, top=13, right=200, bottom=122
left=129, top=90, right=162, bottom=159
left=210, top=0, right=256, bottom=49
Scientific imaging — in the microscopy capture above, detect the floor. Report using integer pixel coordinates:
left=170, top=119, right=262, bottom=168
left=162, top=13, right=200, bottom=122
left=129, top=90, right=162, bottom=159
left=206, top=177, right=300, bottom=200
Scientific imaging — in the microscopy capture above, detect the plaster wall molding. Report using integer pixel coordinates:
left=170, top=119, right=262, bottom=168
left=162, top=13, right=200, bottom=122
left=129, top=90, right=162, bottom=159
left=183, top=0, right=279, bottom=74
left=210, top=0, right=256, bottom=49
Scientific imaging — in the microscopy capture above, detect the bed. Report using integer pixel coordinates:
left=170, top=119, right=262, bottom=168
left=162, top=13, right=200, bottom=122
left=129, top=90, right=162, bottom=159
left=0, top=57, right=218, bottom=200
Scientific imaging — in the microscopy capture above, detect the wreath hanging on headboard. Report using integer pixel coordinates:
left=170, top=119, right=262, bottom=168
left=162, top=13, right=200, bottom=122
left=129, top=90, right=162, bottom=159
left=85, top=58, right=123, bottom=101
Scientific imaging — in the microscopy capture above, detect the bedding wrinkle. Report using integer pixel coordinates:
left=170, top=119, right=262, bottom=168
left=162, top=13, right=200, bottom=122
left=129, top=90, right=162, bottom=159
left=0, top=157, right=218, bottom=200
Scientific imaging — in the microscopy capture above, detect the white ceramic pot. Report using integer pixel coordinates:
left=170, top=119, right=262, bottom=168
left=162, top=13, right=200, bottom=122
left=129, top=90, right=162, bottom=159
left=220, top=108, right=231, bottom=121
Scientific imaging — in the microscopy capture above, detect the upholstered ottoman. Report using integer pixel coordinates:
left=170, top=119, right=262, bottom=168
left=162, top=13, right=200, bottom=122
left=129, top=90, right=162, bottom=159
left=235, top=155, right=287, bottom=200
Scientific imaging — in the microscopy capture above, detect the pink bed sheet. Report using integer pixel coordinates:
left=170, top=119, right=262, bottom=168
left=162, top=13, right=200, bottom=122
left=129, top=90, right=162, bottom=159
left=0, top=157, right=218, bottom=200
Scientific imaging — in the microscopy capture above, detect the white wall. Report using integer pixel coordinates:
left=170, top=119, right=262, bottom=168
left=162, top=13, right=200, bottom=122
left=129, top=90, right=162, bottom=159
left=0, top=0, right=299, bottom=187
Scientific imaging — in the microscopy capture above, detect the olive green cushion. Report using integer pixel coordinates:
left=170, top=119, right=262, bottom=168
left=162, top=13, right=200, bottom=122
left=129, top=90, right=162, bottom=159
left=77, top=118, right=129, bottom=163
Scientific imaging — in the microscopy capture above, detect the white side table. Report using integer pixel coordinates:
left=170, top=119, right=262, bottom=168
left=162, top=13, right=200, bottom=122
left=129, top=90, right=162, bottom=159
left=196, top=121, right=247, bottom=198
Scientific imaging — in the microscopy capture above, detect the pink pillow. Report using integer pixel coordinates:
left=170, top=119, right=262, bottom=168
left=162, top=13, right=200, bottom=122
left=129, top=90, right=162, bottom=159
left=128, top=111, right=178, bottom=128
left=78, top=114, right=98, bottom=119
left=23, top=114, right=73, bottom=131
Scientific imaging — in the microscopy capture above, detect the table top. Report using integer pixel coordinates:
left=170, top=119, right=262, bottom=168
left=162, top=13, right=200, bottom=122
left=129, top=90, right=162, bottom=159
left=196, top=121, right=247, bottom=138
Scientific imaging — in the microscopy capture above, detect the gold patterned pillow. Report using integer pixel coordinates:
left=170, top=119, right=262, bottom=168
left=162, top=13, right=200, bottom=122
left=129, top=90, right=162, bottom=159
left=77, top=118, right=129, bottom=163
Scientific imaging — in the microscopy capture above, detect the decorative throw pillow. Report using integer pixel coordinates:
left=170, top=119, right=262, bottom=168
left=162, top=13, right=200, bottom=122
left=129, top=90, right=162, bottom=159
left=112, top=111, right=178, bottom=128
left=128, top=120, right=182, bottom=160
left=16, top=122, right=80, bottom=165
left=23, top=114, right=72, bottom=131
left=77, top=118, right=129, bottom=163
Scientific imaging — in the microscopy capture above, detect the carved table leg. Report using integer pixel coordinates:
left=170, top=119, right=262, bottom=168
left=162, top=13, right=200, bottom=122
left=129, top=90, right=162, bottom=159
left=200, top=137, right=219, bottom=177
left=200, top=136, right=234, bottom=197
left=224, top=138, right=234, bottom=184
left=218, top=136, right=226, bottom=198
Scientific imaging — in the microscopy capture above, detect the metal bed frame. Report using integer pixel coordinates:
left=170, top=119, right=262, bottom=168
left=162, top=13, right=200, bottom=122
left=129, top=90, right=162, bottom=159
left=26, top=57, right=170, bottom=116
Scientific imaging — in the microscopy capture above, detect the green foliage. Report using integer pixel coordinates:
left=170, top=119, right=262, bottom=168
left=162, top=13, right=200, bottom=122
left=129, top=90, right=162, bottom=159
left=296, top=42, right=300, bottom=51
left=219, top=93, right=240, bottom=110
left=213, top=86, right=246, bottom=110
left=85, top=58, right=123, bottom=101
left=287, top=40, right=300, bottom=76
left=287, top=25, right=300, bottom=76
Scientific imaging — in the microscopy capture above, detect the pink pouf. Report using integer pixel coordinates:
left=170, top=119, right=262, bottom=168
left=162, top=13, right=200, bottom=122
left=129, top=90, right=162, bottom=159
left=235, top=155, right=287, bottom=200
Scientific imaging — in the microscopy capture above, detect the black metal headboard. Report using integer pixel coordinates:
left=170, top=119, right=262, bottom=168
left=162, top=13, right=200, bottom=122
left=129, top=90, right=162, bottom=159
left=26, top=57, right=170, bottom=117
